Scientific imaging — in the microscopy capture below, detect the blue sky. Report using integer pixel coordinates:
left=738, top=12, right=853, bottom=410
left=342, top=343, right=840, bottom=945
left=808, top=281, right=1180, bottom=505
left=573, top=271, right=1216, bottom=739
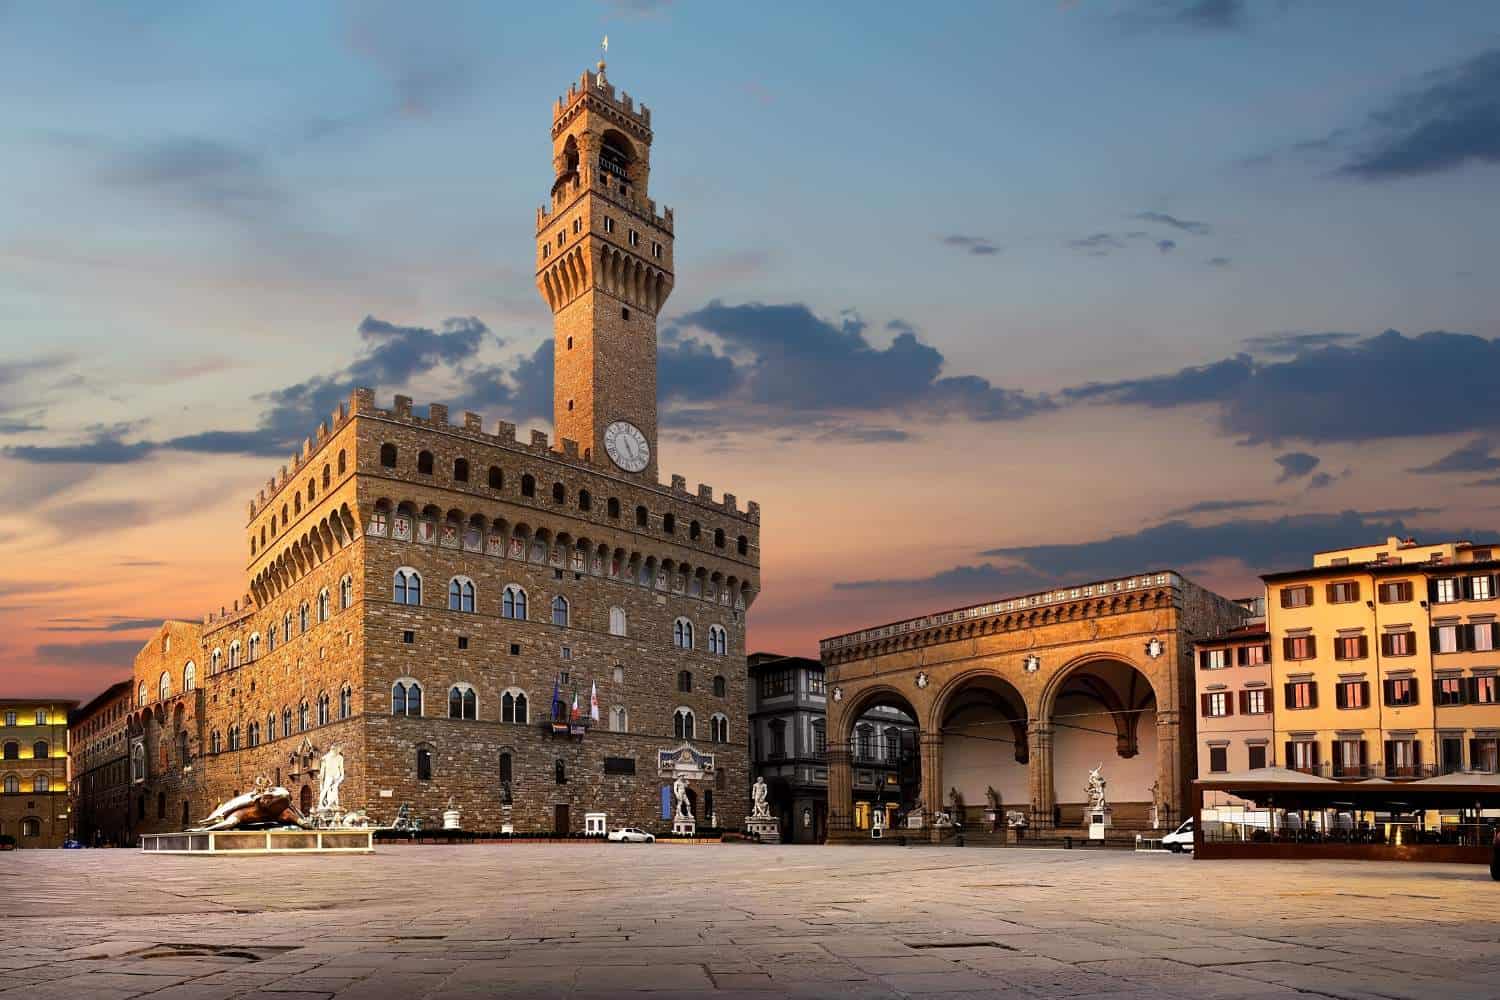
left=3, top=0, right=1500, bottom=694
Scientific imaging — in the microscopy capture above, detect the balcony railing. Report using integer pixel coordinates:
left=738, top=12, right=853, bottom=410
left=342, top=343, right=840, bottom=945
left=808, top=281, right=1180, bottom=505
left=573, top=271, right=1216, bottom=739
left=1287, top=763, right=1443, bottom=780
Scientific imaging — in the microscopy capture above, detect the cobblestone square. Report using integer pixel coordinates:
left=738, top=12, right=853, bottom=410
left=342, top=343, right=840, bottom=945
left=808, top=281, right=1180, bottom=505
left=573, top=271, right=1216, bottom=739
left=2, top=845, right=1498, bottom=998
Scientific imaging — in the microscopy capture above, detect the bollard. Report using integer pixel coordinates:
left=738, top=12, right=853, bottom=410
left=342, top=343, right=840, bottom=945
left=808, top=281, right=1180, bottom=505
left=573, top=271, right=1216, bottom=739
left=1065, top=835, right=1073, bottom=849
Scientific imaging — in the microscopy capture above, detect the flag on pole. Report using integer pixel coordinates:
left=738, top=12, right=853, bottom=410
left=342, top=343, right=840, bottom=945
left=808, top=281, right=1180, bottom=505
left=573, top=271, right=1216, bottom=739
left=551, top=675, right=561, bottom=720
left=589, top=681, right=599, bottom=722
left=571, top=688, right=581, bottom=721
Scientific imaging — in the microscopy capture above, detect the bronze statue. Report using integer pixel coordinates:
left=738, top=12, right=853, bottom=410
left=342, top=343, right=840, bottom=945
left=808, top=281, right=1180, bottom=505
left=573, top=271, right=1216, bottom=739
left=194, top=776, right=310, bottom=831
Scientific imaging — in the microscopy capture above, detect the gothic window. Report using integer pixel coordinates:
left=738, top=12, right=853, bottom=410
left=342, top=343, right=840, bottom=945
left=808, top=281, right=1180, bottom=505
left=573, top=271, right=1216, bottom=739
left=551, top=596, right=570, bottom=627
left=158, top=671, right=171, bottom=702
left=380, top=443, right=397, bottom=468
left=210, top=731, right=222, bottom=754
left=552, top=482, right=566, bottom=505
left=31, top=740, right=47, bottom=760
left=501, top=690, right=529, bottom=724
left=635, top=505, right=648, bottom=527
left=673, top=708, right=695, bottom=740
left=710, top=714, right=728, bottom=743
left=228, top=641, right=241, bottom=670
left=713, top=675, right=727, bottom=698
left=673, top=618, right=694, bottom=649
left=317, top=692, right=330, bottom=725
left=340, top=575, right=353, bottom=609
left=417, top=451, right=434, bottom=475
left=453, top=458, right=470, bottom=482
left=499, top=751, right=513, bottom=784
left=714, top=528, right=725, bottom=549
left=268, top=627, right=277, bottom=652
left=248, top=722, right=260, bottom=748
left=416, top=746, right=433, bottom=781
left=283, top=613, right=292, bottom=643
left=737, top=535, right=748, bottom=556
left=448, top=577, right=476, bottom=612
left=689, top=520, right=701, bottom=541
left=264, top=713, right=275, bottom=742
left=317, top=588, right=330, bottom=622
left=247, top=634, right=260, bottom=660
left=299, top=700, right=309, bottom=731
left=337, top=449, right=346, bottom=475
left=282, top=707, right=292, bottom=739
left=394, top=568, right=422, bottom=606
left=662, top=513, right=675, bottom=534
left=502, top=584, right=528, bottom=620
left=610, top=705, right=629, bottom=732
left=578, top=489, right=592, bottom=511
left=607, top=497, right=620, bottom=519
left=340, top=684, right=352, bottom=720
left=228, top=726, right=241, bottom=751
left=521, top=474, right=536, bottom=498
left=708, top=625, right=728, bottom=656
left=299, top=602, right=309, bottom=631
left=609, top=607, right=627, bottom=636
left=449, top=684, right=477, bottom=721
left=677, top=670, right=693, bottom=693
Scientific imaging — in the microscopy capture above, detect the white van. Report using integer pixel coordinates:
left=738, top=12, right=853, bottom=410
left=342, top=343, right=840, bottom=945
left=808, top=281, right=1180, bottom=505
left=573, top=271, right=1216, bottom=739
left=1161, top=818, right=1194, bottom=853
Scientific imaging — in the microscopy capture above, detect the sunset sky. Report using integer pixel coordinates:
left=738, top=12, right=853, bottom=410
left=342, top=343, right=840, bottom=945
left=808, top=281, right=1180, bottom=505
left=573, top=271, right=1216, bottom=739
left=3, top=0, right=1499, bottom=700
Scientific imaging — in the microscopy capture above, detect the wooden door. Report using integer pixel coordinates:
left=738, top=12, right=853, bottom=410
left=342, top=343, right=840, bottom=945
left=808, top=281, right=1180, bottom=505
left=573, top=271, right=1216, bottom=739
left=554, top=804, right=569, bottom=834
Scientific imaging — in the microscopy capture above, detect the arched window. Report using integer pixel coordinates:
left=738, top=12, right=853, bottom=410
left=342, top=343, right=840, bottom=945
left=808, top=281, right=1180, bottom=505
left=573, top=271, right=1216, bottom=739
left=635, top=505, right=648, bottom=527
left=268, top=626, right=277, bottom=652
left=264, top=713, right=275, bottom=742
left=555, top=759, right=567, bottom=785
left=299, top=602, right=309, bottom=631
left=317, top=692, right=330, bottom=725
left=340, top=575, right=353, bottom=609
left=32, top=741, right=48, bottom=760
left=158, top=671, right=171, bottom=702
left=417, top=450, right=434, bottom=475
left=416, top=746, right=433, bottom=781
left=317, top=588, right=330, bottom=622
left=609, top=705, right=629, bottom=733
left=578, top=489, right=592, bottom=512
left=20, top=816, right=40, bottom=838
left=714, top=528, right=725, bottom=549
left=454, top=458, right=470, bottom=482
left=710, top=714, right=728, bottom=743
left=137, top=681, right=147, bottom=707
left=248, top=633, right=261, bottom=660
left=607, top=497, right=620, bottom=519
left=737, top=535, right=749, bottom=556
left=380, top=443, right=397, bottom=468
left=228, top=725, right=241, bottom=751
left=210, top=731, right=222, bottom=755
left=2, top=774, right=17, bottom=793
left=228, top=641, right=241, bottom=670
left=448, top=577, right=476, bottom=612
left=339, top=684, right=353, bottom=720
left=521, top=474, right=536, bottom=498
left=298, top=700, right=309, bottom=731
left=282, top=612, right=292, bottom=643
left=708, top=624, right=728, bottom=655
left=713, top=675, right=727, bottom=697
left=488, top=465, right=503, bottom=489
left=551, top=595, right=570, bottom=627
left=673, top=708, right=695, bottom=740
left=448, top=684, right=477, bottom=720
left=337, top=449, right=346, bottom=475
left=499, top=751, right=513, bottom=785
left=677, top=670, right=693, bottom=693
left=392, top=681, right=422, bottom=717
left=608, top=607, right=627, bottom=637
left=502, top=584, right=528, bottom=620
left=294, top=493, right=302, bottom=515
left=502, top=690, right=529, bottom=724
left=309, top=477, right=317, bottom=501
left=552, top=482, right=566, bottom=505
left=282, top=707, right=293, bottom=739
left=248, top=722, right=260, bottom=747
left=689, top=520, right=701, bottom=540
left=673, top=618, right=694, bottom=650
left=394, top=568, right=422, bottom=605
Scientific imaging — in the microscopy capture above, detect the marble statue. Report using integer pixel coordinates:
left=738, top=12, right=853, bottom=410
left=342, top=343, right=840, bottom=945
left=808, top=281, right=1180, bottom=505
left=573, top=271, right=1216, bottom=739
left=318, top=745, right=345, bottom=813
left=750, top=776, right=772, bottom=820
left=673, top=775, right=691, bottom=820
left=1085, top=763, right=1108, bottom=812
left=195, top=776, right=310, bottom=831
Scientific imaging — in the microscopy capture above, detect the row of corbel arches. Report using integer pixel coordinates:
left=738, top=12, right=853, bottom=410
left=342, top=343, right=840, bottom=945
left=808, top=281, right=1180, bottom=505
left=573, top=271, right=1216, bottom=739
left=538, top=242, right=670, bottom=314
left=250, top=502, right=358, bottom=606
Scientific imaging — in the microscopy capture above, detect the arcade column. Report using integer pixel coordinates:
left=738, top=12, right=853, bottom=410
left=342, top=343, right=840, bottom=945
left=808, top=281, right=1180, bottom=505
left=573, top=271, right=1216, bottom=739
left=1028, top=722, right=1055, bottom=831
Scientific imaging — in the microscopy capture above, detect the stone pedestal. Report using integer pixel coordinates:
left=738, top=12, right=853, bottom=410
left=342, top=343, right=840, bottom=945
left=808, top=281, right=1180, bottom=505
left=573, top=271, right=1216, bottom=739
left=672, top=817, right=696, bottom=836
left=744, top=817, right=780, bottom=843
left=1089, top=808, right=1111, bottom=841
left=442, top=809, right=461, bottom=831
left=906, top=809, right=925, bottom=830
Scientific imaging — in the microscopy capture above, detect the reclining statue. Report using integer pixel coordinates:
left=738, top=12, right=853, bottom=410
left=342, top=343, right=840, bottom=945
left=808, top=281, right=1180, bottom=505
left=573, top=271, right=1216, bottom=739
left=194, top=776, right=311, bottom=831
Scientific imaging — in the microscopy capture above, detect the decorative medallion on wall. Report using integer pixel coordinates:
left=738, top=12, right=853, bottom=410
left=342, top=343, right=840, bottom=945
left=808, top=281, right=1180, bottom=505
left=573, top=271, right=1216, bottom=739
left=1145, top=637, right=1165, bottom=660
left=915, top=671, right=930, bottom=689
left=832, top=686, right=843, bottom=703
left=1023, top=654, right=1041, bottom=673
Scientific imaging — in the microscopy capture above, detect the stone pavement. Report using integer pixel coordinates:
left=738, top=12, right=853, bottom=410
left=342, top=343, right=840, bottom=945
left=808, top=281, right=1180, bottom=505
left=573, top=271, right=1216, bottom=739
left=1, top=844, right=1498, bottom=999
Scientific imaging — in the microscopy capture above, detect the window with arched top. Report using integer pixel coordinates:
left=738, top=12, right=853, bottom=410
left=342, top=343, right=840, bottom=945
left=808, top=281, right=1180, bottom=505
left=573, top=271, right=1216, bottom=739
left=499, top=751, right=513, bottom=785
left=677, top=670, right=693, bottom=693
left=340, top=575, right=353, bottom=609
left=282, top=707, right=293, bottom=739
left=608, top=607, right=627, bottom=637
left=248, top=633, right=261, bottom=660
left=708, top=624, right=728, bottom=656
left=662, top=513, right=675, bottom=534
left=521, top=474, right=536, bottom=498
left=268, top=626, right=278, bottom=653
left=714, top=528, right=725, bottom=549
left=673, top=708, right=695, bottom=740
left=737, top=535, right=748, bottom=556
left=294, top=494, right=302, bottom=515
left=689, top=520, right=701, bottom=540
left=578, top=489, right=592, bottom=512
left=454, top=458, right=470, bottom=482
left=337, top=449, right=346, bottom=475
left=710, top=714, right=728, bottom=743
left=552, top=482, right=566, bottom=505
left=137, top=681, right=147, bottom=706
left=282, top=612, right=292, bottom=643
left=210, top=648, right=222, bottom=674
left=317, top=692, right=330, bottom=725
left=248, top=722, right=260, bottom=748
left=392, top=681, right=422, bottom=717
left=317, top=588, right=330, bottom=622
left=184, top=663, right=197, bottom=693
left=299, top=700, right=309, bottom=731
left=210, top=731, right=222, bottom=755
left=394, top=568, right=422, bottom=605
left=502, top=584, right=528, bottom=620
left=417, top=451, right=434, bottom=475
left=158, top=671, right=171, bottom=702
left=501, top=689, right=529, bottom=724
left=448, top=576, right=476, bottom=612
left=339, top=684, right=352, bottom=720
left=635, top=505, right=649, bottom=527
left=416, top=745, right=433, bottom=781
left=32, top=741, right=48, bottom=760
left=308, top=478, right=316, bottom=502
left=448, top=684, right=477, bottom=720
left=380, top=443, right=397, bottom=468
left=488, top=465, right=503, bottom=489
left=673, top=618, right=694, bottom=650
left=265, top=713, right=275, bottom=742
left=551, top=595, right=570, bottom=627
left=299, top=602, right=309, bottom=631
left=228, top=725, right=241, bottom=751
left=713, top=675, right=727, bottom=698
left=228, top=641, right=241, bottom=670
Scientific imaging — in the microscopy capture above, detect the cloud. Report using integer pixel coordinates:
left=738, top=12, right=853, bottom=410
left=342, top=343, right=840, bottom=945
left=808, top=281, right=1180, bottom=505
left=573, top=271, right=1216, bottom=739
left=32, top=639, right=143, bottom=671
left=1409, top=438, right=1500, bottom=475
left=939, top=234, right=1000, bottom=256
left=1275, top=451, right=1320, bottom=482
left=3, top=427, right=154, bottom=464
left=1339, top=48, right=1500, bottom=180
left=1135, top=211, right=1212, bottom=235
left=1066, top=231, right=1151, bottom=255
left=341, top=0, right=488, bottom=118
left=1120, top=0, right=1252, bottom=33
left=1207, top=256, right=1232, bottom=268
left=1306, top=471, right=1335, bottom=491
left=1469, top=477, right=1500, bottom=489
left=1163, top=498, right=1278, bottom=517
left=99, top=136, right=285, bottom=220
left=1156, top=239, right=1176, bottom=254
left=601, top=0, right=674, bottom=16
left=1241, top=331, right=1361, bottom=356
left=40, top=616, right=180, bottom=633
left=1064, top=355, right=1253, bottom=408
left=836, top=509, right=1499, bottom=596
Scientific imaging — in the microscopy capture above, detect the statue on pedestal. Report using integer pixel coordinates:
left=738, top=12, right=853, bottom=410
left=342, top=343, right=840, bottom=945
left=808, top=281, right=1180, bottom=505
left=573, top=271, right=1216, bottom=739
left=750, top=776, right=772, bottom=820
left=318, top=745, right=345, bottom=814
left=673, top=775, right=691, bottom=821
left=1085, top=763, right=1108, bottom=813
left=195, top=776, right=309, bottom=831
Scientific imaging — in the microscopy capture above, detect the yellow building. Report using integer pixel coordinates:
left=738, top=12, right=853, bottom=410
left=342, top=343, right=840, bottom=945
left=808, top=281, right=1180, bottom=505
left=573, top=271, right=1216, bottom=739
left=0, top=699, right=77, bottom=848
left=1263, top=536, right=1500, bottom=780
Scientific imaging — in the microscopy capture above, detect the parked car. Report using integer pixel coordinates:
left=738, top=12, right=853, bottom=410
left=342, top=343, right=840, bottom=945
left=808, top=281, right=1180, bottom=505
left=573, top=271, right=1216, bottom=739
left=607, top=827, right=656, bottom=843
left=1162, top=818, right=1194, bottom=853
left=61, top=839, right=84, bottom=850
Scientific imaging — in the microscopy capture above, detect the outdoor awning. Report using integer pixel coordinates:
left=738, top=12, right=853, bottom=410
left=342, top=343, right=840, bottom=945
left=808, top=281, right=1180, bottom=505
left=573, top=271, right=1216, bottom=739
left=1195, top=768, right=1500, bottom=811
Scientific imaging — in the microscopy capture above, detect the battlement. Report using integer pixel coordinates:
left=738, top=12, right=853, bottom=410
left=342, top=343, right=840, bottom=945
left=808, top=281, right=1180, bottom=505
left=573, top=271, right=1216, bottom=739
left=553, top=66, right=651, bottom=133
left=536, top=164, right=673, bottom=235
left=248, top=396, right=359, bottom=521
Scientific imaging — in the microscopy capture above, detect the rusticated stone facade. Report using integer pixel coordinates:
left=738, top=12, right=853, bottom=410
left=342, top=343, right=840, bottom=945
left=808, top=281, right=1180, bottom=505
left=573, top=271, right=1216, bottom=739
left=110, top=66, right=761, bottom=839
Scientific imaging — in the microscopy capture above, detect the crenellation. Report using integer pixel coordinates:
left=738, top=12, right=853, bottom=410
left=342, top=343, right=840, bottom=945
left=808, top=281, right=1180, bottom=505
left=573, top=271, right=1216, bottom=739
left=671, top=474, right=687, bottom=493
left=394, top=395, right=413, bottom=418
left=746, top=501, right=760, bottom=523
left=463, top=411, right=483, bottom=432
left=722, top=493, right=736, bottom=514
left=428, top=403, right=448, bottom=426
left=697, top=484, right=713, bottom=502
left=495, top=420, right=516, bottom=443
left=530, top=429, right=549, bottom=450
left=561, top=438, right=579, bottom=458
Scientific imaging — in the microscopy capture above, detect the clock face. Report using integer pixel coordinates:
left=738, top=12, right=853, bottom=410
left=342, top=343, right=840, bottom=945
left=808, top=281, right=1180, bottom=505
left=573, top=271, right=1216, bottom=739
left=604, top=420, right=650, bottom=473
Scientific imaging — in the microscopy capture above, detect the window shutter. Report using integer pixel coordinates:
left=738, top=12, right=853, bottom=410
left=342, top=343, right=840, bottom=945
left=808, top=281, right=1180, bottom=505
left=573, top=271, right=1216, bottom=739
left=1381, top=633, right=1392, bottom=656
left=1200, top=693, right=1210, bottom=716
left=1359, top=740, right=1369, bottom=766
left=1430, top=626, right=1441, bottom=651
left=1235, top=646, right=1246, bottom=667
left=1307, top=636, right=1317, bottom=658
left=1308, top=683, right=1318, bottom=709
left=1350, top=581, right=1360, bottom=601
left=1413, top=740, right=1422, bottom=767
left=1325, top=583, right=1337, bottom=603
left=1360, top=681, right=1370, bottom=707
left=1311, top=741, right=1321, bottom=767
left=1383, top=679, right=1395, bottom=705
left=1280, top=588, right=1292, bottom=609
left=1238, top=690, right=1248, bottom=713
left=1460, top=625, right=1475, bottom=652
left=1492, top=624, right=1500, bottom=649
left=1433, top=678, right=1445, bottom=704
left=1335, top=683, right=1347, bottom=710
left=1224, top=692, right=1234, bottom=716
left=1283, top=684, right=1294, bottom=709
left=1409, top=680, right=1419, bottom=706
left=1284, top=741, right=1294, bottom=767
left=1466, top=676, right=1479, bottom=704
left=1357, top=635, right=1369, bottom=659
left=1198, top=650, right=1210, bottom=670
left=1428, top=578, right=1439, bottom=603
left=1471, top=739, right=1482, bottom=766
left=1283, top=637, right=1294, bottom=660
left=1384, top=740, right=1394, bottom=769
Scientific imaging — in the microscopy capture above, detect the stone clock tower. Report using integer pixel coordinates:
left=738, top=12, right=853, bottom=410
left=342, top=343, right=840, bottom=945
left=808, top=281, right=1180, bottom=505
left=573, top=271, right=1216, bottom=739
left=536, top=58, right=674, bottom=481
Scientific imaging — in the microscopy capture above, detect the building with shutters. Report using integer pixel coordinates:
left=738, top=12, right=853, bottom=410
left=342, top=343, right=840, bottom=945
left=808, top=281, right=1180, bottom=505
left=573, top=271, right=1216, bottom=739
left=68, top=680, right=135, bottom=846
left=101, top=60, right=761, bottom=839
left=0, top=698, right=76, bottom=848
left=1262, top=536, right=1500, bottom=781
